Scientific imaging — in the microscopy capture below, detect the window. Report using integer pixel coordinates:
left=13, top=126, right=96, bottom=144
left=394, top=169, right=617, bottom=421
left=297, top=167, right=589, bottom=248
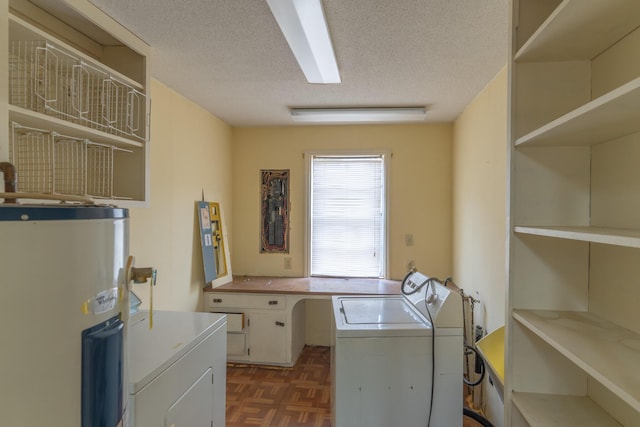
left=307, top=153, right=387, bottom=278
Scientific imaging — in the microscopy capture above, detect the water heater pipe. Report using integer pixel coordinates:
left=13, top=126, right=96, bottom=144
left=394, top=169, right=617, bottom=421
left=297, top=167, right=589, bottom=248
left=0, top=162, right=17, bottom=203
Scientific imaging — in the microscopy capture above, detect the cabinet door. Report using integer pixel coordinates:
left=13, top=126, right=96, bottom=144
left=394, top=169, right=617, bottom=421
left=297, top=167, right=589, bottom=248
left=248, top=311, right=287, bottom=364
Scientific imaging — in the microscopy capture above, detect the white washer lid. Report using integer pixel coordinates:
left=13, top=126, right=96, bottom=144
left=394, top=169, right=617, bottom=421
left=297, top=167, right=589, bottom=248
left=341, top=297, right=427, bottom=325
left=333, top=296, right=432, bottom=337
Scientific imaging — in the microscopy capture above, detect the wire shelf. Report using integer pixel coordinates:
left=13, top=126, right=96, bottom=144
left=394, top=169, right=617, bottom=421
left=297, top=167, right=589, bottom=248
left=9, top=39, right=146, bottom=142
left=10, top=122, right=132, bottom=199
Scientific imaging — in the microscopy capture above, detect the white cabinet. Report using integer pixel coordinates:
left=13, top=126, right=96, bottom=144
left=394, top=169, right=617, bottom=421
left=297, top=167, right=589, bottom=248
left=1, top=0, right=150, bottom=205
left=506, top=1, right=640, bottom=426
left=206, top=292, right=305, bottom=366
left=246, top=310, right=288, bottom=364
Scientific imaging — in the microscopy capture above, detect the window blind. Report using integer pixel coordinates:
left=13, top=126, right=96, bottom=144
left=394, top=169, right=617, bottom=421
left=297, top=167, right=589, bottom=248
left=310, top=155, right=385, bottom=278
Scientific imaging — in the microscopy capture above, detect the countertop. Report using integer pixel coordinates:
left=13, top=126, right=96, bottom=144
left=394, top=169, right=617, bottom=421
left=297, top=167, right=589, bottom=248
left=204, top=276, right=401, bottom=296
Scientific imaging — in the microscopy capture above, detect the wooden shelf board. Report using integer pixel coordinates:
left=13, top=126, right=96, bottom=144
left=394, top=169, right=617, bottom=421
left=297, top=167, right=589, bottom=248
left=514, top=226, right=640, bottom=249
left=512, top=392, right=622, bottom=427
left=9, top=106, right=144, bottom=149
left=515, top=0, right=640, bottom=62
left=513, top=309, right=640, bottom=412
left=515, top=77, right=640, bottom=147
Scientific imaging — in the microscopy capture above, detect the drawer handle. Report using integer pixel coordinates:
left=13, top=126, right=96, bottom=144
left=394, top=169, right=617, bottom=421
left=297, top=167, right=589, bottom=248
left=213, top=298, right=223, bottom=303
left=268, top=300, right=279, bottom=305
left=275, top=321, right=285, bottom=327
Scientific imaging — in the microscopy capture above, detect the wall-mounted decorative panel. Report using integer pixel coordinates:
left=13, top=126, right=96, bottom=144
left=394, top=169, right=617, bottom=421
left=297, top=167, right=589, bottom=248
left=260, top=169, right=289, bottom=253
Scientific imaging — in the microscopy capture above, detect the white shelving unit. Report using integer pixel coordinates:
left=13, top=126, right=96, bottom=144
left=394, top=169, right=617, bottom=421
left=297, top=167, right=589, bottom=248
left=507, top=1, right=640, bottom=426
left=513, top=310, right=640, bottom=411
left=515, top=77, right=640, bottom=147
left=512, top=393, right=622, bottom=427
left=1, top=0, right=150, bottom=205
left=514, top=226, right=640, bottom=249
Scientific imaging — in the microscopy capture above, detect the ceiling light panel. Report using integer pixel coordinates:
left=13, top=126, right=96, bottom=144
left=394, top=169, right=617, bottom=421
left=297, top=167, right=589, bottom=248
left=290, top=107, right=428, bottom=123
left=267, top=0, right=340, bottom=84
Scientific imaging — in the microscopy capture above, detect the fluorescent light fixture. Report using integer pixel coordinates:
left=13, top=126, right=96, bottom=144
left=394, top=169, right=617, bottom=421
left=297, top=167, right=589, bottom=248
left=290, top=107, right=428, bottom=123
left=266, top=0, right=340, bottom=84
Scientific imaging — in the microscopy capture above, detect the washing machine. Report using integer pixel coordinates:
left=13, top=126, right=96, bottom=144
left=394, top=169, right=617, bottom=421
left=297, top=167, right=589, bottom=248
left=331, top=272, right=463, bottom=427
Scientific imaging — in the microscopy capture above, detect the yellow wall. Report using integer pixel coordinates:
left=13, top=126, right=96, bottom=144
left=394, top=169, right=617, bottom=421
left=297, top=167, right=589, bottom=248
left=128, top=79, right=233, bottom=312
left=231, top=124, right=453, bottom=281
left=452, top=66, right=507, bottom=427
left=452, top=66, right=507, bottom=333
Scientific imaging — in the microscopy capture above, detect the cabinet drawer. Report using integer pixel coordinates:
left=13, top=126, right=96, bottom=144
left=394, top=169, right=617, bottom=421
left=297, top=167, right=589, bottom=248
left=207, top=293, right=286, bottom=310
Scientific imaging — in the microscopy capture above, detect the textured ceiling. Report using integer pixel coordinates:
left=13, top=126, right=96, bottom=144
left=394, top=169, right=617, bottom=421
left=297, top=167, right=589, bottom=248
left=78, top=0, right=508, bottom=126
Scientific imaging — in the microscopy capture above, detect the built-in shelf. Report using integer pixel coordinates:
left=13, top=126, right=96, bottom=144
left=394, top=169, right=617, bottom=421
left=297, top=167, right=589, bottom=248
left=514, top=226, right=640, bottom=249
left=509, top=0, right=640, bottom=424
left=3, top=0, right=150, bottom=206
left=515, top=77, right=640, bottom=147
left=515, top=0, right=640, bottom=62
left=9, top=106, right=144, bottom=149
left=512, top=392, right=622, bottom=427
left=9, top=14, right=144, bottom=90
left=513, top=309, right=640, bottom=412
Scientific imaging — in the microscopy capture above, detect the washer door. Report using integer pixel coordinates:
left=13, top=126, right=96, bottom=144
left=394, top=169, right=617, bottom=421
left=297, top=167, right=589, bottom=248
left=341, top=297, right=424, bottom=324
left=332, top=296, right=431, bottom=337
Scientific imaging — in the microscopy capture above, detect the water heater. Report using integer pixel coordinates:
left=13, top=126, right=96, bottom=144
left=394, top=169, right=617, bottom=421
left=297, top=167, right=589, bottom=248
left=0, top=204, right=130, bottom=426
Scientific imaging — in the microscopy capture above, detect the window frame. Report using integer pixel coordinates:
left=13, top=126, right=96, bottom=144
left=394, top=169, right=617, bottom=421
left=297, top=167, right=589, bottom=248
left=304, top=150, right=390, bottom=279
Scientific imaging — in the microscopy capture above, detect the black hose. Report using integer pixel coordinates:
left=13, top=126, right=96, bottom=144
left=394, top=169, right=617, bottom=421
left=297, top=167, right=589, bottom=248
left=463, top=408, right=495, bottom=427
left=463, top=345, right=485, bottom=387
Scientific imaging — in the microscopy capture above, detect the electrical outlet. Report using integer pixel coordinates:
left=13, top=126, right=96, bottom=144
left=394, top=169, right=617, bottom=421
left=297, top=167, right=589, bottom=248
left=284, top=257, right=292, bottom=270
left=407, top=260, right=415, bottom=271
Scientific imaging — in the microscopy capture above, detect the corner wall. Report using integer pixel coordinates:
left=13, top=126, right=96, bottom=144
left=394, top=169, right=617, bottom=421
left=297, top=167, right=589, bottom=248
left=452, top=66, right=508, bottom=426
left=128, top=79, right=233, bottom=312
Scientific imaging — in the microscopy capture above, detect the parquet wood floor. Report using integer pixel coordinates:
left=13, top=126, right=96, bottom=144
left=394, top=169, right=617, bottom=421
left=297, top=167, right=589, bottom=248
left=226, top=345, right=485, bottom=427
left=226, top=346, right=331, bottom=427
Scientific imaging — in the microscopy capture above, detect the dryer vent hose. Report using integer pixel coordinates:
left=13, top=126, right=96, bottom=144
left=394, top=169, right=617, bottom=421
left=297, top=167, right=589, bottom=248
left=463, top=408, right=495, bottom=427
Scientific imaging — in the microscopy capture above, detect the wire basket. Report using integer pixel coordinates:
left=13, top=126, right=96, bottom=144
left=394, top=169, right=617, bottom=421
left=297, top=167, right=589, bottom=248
left=10, top=122, right=132, bottom=199
left=74, top=60, right=109, bottom=132
left=86, top=143, right=113, bottom=198
left=100, top=76, right=146, bottom=141
left=9, top=123, right=54, bottom=194
left=54, top=136, right=86, bottom=196
left=9, top=40, right=80, bottom=122
left=9, top=39, right=146, bottom=142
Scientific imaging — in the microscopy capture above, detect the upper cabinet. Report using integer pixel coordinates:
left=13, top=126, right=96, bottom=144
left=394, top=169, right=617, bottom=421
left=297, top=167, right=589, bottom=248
left=507, top=1, right=640, bottom=426
left=1, top=0, right=150, bottom=205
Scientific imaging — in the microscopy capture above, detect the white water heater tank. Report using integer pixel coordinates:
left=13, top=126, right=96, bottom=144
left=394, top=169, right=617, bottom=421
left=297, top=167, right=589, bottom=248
left=0, top=204, right=130, bottom=426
